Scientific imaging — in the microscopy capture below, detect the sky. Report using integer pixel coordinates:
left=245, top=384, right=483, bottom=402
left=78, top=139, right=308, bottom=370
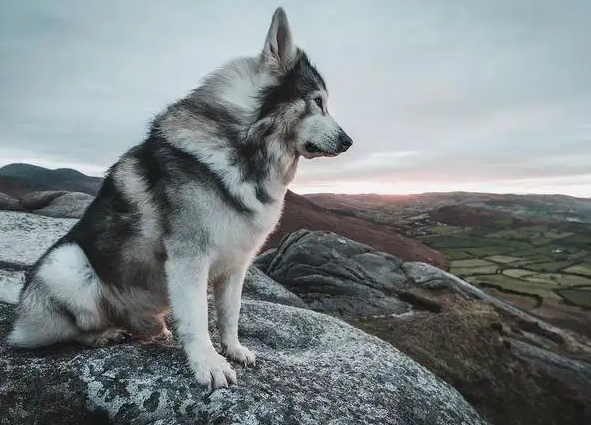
left=1, top=0, right=590, bottom=197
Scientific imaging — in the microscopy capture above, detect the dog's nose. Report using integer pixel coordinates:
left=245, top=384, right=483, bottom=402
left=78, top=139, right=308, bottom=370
left=338, top=132, right=353, bottom=152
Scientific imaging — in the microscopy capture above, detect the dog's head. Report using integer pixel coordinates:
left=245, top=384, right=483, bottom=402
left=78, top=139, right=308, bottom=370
left=256, top=7, right=353, bottom=159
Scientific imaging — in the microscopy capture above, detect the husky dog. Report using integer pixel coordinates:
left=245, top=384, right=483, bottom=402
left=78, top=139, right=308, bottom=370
left=6, top=7, right=352, bottom=389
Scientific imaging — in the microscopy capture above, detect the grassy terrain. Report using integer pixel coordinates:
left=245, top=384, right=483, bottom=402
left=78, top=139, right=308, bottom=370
left=418, top=222, right=591, bottom=308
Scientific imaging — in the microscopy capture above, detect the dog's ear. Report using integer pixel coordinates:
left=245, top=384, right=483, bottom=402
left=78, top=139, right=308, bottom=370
left=262, top=7, right=296, bottom=69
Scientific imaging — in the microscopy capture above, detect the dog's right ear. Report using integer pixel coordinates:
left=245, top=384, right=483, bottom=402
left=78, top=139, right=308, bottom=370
left=262, top=7, right=296, bottom=70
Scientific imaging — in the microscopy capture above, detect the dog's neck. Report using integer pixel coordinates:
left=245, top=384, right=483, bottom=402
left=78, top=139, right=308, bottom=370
left=157, top=106, right=298, bottom=213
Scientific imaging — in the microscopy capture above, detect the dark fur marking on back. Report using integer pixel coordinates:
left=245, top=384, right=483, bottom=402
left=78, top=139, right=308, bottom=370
left=144, top=126, right=256, bottom=215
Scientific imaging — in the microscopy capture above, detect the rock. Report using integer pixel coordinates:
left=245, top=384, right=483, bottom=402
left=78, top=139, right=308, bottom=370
left=0, top=192, right=23, bottom=212
left=402, top=262, right=457, bottom=290
left=0, top=211, right=76, bottom=266
left=0, top=270, right=24, bottom=304
left=0, top=288, right=486, bottom=425
left=507, top=337, right=591, bottom=396
left=260, top=229, right=417, bottom=319
left=243, top=266, right=307, bottom=309
left=252, top=248, right=277, bottom=271
left=19, top=190, right=94, bottom=218
left=19, top=190, right=67, bottom=210
left=35, top=191, right=94, bottom=218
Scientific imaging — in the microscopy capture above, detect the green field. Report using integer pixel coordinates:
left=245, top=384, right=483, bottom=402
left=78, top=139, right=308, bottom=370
left=554, top=286, right=591, bottom=308
left=417, top=222, right=591, bottom=308
left=564, top=264, right=591, bottom=277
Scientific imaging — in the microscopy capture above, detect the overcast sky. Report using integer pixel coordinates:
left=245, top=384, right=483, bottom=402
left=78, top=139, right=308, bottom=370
left=1, top=0, right=590, bottom=196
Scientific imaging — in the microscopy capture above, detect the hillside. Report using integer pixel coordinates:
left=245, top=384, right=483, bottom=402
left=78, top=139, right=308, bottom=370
left=263, top=191, right=448, bottom=269
left=0, top=163, right=103, bottom=197
left=306, top=191, right=591, bottom=223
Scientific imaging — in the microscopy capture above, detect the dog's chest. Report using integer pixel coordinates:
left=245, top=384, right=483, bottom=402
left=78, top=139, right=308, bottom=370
left=220, top=200, right=282, bottom=246
left=210, top=200, right=283, bottom=268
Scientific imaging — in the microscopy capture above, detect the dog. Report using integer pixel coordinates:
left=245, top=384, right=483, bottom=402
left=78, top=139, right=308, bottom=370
left=5, top=6, right=353, bottom=389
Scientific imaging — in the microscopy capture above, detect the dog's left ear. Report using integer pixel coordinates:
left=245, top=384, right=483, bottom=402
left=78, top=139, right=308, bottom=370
left=262, top=7, right=296, bottom=69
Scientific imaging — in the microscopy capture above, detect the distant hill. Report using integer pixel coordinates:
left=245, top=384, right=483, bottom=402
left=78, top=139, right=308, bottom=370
left=428, top=205, right=539, bottom=229
left=305, top=191, right=591, bottom=224
left=0, top=163, right=103, bottom=197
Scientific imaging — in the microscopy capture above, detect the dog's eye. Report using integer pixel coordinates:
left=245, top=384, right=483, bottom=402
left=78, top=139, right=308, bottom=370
left=314, top=96, right=324, bottom=110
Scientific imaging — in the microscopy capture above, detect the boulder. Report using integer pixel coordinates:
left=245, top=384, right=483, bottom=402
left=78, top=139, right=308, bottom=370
left=35, top=191, right=94, bottom=218
left=242, top=266, right=307, bottom=309
left=19, top=190, right=67, bottom=210
left=260, top=229, right=424, bottom=319
left=3, top=211, right=590, bottom=425
left=0, top=211, right=75, bottom=267
left=0, top=192, right=23, bottom=212
left=19, top=190, right=94, bottom=218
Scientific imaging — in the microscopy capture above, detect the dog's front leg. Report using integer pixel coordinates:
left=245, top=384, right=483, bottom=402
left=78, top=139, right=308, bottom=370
left=213, top=266, right=256, bottom=366
left=165, top=255, right=236, bottom=389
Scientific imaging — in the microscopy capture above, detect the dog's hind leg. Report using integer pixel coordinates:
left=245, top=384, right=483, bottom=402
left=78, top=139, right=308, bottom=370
left=165, top=252, right=236, bottom=389
left=213, top=265, right=255, bottom=366
left=9, top=243, right=128, bottom=348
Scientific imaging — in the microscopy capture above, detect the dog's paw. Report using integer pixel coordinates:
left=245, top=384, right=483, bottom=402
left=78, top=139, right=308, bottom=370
left=191, top=347, right=237, bottom=389
left=222, top=343, right=256, bottom=367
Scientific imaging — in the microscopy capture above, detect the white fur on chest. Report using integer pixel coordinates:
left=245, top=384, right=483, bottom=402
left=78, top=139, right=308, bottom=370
left=208, top=198, right=283, bottom=279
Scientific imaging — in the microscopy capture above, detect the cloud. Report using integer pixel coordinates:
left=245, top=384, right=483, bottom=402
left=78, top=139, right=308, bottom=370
left=0, top=0, right=590, bottom=195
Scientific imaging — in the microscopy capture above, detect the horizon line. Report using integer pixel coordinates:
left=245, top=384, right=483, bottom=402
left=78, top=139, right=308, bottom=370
left=1, top=160, right=590, bottom=200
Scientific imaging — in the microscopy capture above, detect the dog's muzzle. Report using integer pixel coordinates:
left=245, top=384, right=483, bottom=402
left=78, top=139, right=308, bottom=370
left=304, top=130, right=353, bottom=157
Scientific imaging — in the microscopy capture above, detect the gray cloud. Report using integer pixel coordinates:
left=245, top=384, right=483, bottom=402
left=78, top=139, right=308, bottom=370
left=1, top=0, right=590, bottom=196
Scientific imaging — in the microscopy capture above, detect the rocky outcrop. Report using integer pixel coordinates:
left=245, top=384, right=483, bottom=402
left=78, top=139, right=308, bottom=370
left=19, top=190, right=67, bottom=210
left=19, top=190, right=94, bottom=218
left=0, top=192, right=22, bottom=212
left=0, top=296, right=487, bottom=425
left=34, top=191, right=94, bottom=218
left=257, top=229, right=465, bottom=319
left=258, top=229, right=413, bottom=319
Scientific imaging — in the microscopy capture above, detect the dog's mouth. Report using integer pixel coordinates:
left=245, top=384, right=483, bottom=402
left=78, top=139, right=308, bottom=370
left=303, top=142, right=339, bottom=158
